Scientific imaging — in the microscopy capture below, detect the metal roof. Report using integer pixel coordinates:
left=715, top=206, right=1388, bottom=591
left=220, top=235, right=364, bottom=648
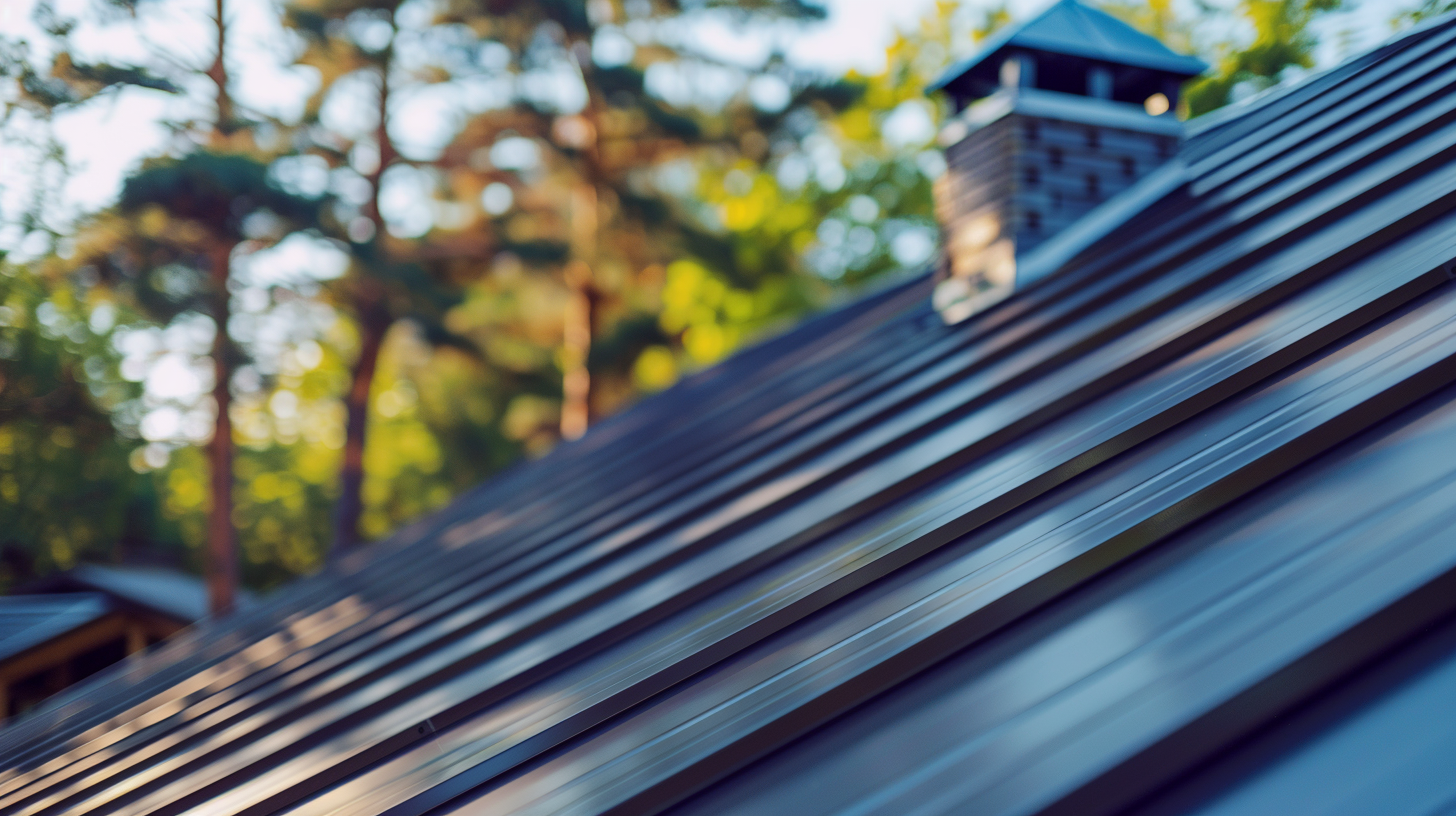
left=930, top=0, right=1208, bottom=93
left=5, top=16, right=1456, bottom=816
left=0, top=595, right=110, bottom=664
left=13, top=565, right=252, bottom=624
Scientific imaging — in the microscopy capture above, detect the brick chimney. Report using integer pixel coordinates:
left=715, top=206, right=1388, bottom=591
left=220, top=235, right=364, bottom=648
left=928, top=0, right=1205, bottom=322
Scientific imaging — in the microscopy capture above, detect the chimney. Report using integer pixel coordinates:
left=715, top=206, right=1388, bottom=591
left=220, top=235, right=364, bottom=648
left=928, top=0, right=1206, bottom=322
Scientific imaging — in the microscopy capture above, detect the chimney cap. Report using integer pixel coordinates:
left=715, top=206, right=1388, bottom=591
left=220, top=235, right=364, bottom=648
left=929, top=0, right=1207, bottom=99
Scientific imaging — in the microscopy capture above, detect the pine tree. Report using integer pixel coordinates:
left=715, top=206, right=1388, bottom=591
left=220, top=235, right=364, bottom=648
left=290, top=0, right=829, bottom=548
left=428, top=0, right=832, bottom=440
left=15, top=0, right=328, bottom=613
left=90, top=153, right=326, bottom=611
left=285, top=0, right=404, bottom=552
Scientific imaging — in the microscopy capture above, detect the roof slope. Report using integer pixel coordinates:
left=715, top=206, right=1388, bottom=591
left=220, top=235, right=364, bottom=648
left=6, top=16, right=1456, bottom=816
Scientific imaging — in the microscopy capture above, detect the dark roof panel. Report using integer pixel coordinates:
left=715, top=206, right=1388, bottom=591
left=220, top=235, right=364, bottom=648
left=665, top=319, right=1456, bottom=816
left=1124, top=603, right=1456, bottom=816
left=3, top=16, right=1456, bottom=816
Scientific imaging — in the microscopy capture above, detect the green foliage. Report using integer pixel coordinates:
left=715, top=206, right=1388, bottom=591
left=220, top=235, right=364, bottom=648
left=0, top=3, right=176, bottom=119
left=64, top=155, right=331, bottom=324
left=120, top=154, right=326, bottom=241
left=273, top=0, right=855, bottom=471
left=0, top=263, right=173, bottom=588
left=643, top=0, right=967, bottom=381
left=0, top=0, right=1358, bottom=594
left=1392, top=0, right=1456, bottom=28
left=1181, top=0, right=1344, bottom=117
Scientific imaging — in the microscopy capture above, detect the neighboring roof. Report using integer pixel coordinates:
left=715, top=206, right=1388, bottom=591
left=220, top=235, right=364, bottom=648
left=5, top=16, right=1456, bottom=816
left=930, top=0, right=1208, bottom=92
left=11, top=564, right=252, bottom=624
left=0, top=595, right=109, bottom=664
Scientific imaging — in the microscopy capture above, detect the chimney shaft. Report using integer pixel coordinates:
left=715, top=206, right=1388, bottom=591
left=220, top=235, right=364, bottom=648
left=927, top=0, right=1206, bottom=322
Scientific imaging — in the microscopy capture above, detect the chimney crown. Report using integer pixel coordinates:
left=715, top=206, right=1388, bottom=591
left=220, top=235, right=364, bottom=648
left=930, top=0, right=1207, bottom=109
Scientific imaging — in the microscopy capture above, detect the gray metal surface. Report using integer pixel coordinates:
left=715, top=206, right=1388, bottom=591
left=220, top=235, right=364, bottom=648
left=1128, top=604, right=1456, bottom=816
left=4, top=15, right=1456, bottom=816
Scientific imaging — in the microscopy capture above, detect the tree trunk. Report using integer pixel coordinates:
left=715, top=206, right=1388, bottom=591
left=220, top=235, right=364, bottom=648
left=207, top=242, right=237, bottom=617
left=207, top=0, right=232, bottom=142
left=332, top=28, right=396, bottom=552
left=332, top=290, right=388, bottom=553
left=560, top=182, right=598, bottom=440
left=560, top=261, right=597, bottom=440
left=205, top=0, right=236, bottom=617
